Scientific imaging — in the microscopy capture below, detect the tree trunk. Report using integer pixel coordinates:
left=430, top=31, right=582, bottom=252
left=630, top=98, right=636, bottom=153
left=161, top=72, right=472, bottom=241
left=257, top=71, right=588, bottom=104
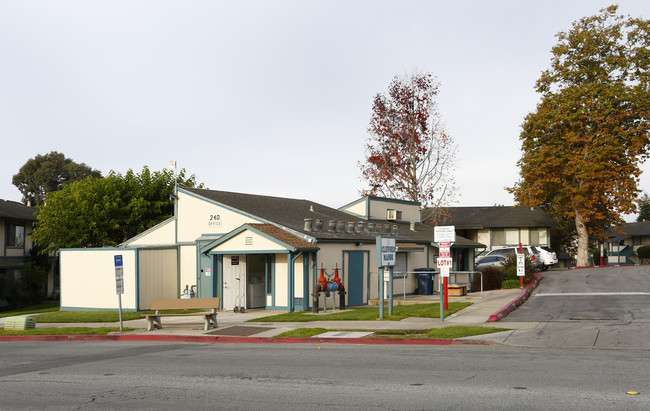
left=575, top=209, right=590, bottom=267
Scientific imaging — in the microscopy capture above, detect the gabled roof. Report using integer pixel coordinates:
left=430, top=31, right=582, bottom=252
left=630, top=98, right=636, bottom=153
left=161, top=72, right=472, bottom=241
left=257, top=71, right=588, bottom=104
left=0, top=199, right=37, bottom=221
left=200, top=223, right=319, bottom=254
left=606, top=221, right=650, bottom=242
left=183, top=187, right=486, bottom=248
left=438, top=206, right=557, bottom=229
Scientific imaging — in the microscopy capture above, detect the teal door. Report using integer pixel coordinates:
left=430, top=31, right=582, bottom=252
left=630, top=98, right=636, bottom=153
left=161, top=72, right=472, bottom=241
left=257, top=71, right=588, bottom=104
left=347, top=252, right=364, bottom=306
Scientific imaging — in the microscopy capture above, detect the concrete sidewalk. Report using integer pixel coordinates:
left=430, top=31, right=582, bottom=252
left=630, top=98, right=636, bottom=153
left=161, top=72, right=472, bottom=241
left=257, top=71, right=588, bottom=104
left=1, top=288, right=523, bottom=338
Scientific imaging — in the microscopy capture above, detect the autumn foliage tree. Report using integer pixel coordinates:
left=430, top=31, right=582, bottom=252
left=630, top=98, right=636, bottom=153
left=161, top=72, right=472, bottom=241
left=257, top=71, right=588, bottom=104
left=509, top=6, right=650, bottom=266
left=359, top=72, right=457, bottom=222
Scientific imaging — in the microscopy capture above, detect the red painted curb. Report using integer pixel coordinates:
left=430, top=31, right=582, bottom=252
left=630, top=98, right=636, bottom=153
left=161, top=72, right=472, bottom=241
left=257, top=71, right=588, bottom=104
left=486, top=273, right=542, bottom=322
left=0, top=334, right=490, bottom=346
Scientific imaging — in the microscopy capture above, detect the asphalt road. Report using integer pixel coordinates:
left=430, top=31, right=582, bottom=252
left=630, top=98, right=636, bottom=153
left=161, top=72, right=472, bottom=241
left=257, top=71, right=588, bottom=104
left=496, top=266, right=650, bottom=349
left=1, top=341, right=650, bottom=410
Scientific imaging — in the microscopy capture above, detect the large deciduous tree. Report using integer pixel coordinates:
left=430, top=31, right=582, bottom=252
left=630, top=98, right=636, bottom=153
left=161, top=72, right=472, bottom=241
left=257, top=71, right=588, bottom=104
left=359, top=72, right=457, bottom=222
left=509, top=5, right=650, bottom=266
left=12, top=151, right=102, bottom=206
left=31, top=166, right=203, bottom=253
left=637, top=193, right=650, bottom=222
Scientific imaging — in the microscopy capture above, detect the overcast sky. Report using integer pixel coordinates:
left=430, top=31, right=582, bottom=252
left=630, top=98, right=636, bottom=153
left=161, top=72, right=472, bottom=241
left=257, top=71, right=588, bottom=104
left=2, top=1, right=649, bottom=220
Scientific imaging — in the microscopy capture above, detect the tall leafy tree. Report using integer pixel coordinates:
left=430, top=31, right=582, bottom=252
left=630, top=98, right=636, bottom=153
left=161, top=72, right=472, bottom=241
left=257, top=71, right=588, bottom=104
left=12, top=151, right=102, bottom=206
left=359, top=72, right=457, bottom=222
left=31, top=166, right=203, bottom=253
left=509, top=6, right=650, bottom=266
left=637, top=193, right=650, bottom=222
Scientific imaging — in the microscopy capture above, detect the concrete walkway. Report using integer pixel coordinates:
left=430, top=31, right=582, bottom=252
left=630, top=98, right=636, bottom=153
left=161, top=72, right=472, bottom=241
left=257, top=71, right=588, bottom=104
left=1, top=288, right=525, bottom=341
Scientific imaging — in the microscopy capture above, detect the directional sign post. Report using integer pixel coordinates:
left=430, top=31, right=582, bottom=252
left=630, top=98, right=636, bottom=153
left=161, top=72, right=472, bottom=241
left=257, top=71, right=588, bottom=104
left=435, top=226, right=455, bottom=321
left=376, top=236, right=396, bottom=319
left=114, top=255, right=124, bottom=331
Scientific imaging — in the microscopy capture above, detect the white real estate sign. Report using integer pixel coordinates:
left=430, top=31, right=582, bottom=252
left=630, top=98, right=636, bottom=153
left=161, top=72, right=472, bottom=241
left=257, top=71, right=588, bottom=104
left=434, top=226, right=455, bottom=243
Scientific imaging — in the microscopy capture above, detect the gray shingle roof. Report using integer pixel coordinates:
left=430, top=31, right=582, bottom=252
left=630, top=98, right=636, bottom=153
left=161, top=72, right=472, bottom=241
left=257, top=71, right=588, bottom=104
left=0, top=199, right=37, bottom=221
left=438, top=206, right=557, bottom=229
left=181, top=187, right=485, bottom=248
left=606, top=221, right=650, bottom=241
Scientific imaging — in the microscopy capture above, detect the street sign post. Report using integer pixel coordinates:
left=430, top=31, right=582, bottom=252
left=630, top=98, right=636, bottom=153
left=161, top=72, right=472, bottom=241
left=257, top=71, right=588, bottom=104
left=434, top=226, right=455, bottom=320
left=114, top=255, right=124, bottom=331
left=376, top=237, right=396, bottom=319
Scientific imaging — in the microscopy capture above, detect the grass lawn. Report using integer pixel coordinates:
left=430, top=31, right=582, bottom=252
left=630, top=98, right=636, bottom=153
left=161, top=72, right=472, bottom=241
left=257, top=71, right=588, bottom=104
left=276, top=325, right=510, bottom=339
left=32, top=311, right=148, bottom=323
left=0, top=302, right=60, bottom=318
left=248, top=302, right=471, bottom=322
left=0, top=327, right=130, bottom=336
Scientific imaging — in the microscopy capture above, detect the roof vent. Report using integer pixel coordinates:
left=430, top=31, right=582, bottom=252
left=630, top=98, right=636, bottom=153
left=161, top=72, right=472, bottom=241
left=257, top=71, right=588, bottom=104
left=410, top=221, right=416, bottom=231
left=346, top=222, right=355, bottom=233
left=392, top=224, right=399, bottom=236
left=328, top=220, right=336, bottom=232
left=355, top=222, right=364, bottom=234
left=304, top=218, right=313, bottom=232
left=336, top=221, right=345, bottom=233
left=315, top=219, right=323, bottom=231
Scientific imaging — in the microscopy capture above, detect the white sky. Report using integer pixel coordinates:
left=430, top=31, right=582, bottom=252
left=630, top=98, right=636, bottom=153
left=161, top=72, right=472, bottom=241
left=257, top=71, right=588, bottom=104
left=2, top=1, right=649, bottom=220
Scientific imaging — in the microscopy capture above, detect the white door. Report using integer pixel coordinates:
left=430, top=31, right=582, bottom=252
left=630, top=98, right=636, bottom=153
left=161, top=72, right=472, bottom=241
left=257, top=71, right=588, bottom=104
left=223, top=255, right=246, bottom=311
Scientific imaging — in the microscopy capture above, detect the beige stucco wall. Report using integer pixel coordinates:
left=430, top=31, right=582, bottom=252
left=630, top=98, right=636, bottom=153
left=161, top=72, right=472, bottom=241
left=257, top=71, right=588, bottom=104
left=340, top=200, right=367, bottom=218
left=274, top=253, right=288, bottom=306
left=177, top=190, right=260, bottom=242
left=209, top=230, right=287, bottom=253
left=127, top=219, right=175, bottom=246
left=368, top=199, right=420, bottom=222
left=60, top=249, right=137, bottom=310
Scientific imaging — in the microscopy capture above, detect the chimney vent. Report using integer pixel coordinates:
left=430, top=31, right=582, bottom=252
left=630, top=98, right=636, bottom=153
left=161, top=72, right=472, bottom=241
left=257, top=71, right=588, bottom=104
left=304, top=218, right=313, bottom=232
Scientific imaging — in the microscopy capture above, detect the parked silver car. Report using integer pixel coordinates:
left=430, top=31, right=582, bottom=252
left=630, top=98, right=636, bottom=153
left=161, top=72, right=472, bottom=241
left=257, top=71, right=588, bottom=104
left=476, top=245, right=544, bottom=269
left=475, top=254, right=508, bottom=271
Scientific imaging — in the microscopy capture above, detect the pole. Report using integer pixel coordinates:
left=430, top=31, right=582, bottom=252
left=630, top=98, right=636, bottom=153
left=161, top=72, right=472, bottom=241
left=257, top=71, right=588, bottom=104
left=439, top=275, right=444, bottom=322
left=388, top=266, right=394, bottom=316
left=118, top=294, right=123, bottom=331
left=378, top=267, right=384, bottom=320
left=519, top=242, right=524, bottom=288
left=443, top=277, right=448, bottom=310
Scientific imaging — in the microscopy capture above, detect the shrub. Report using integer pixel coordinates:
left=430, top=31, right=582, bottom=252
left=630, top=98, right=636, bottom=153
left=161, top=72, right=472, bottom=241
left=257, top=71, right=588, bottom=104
left=501, top=279, right=521, bottom=289
left=502, top=252, right=536, bottom=285
left=471, top=265, right=504, bottom=291
left=637, top=245, right=650, bottom=263
left=592, top=248, right=608, bottom=265
left=504, top=266, right=518, bottom=281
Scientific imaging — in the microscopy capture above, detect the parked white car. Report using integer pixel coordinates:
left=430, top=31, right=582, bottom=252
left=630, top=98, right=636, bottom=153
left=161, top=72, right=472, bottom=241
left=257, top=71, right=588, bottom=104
left=476, top=245, right=544, bottom=269
left=536, top=246, right=558, bottom=270
left=475, top=255, right=508, bottom=271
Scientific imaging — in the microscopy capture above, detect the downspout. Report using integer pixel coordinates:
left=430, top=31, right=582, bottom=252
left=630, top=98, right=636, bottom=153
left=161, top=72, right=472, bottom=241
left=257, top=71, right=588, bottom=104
left=289, top=251, right=303, bottom=312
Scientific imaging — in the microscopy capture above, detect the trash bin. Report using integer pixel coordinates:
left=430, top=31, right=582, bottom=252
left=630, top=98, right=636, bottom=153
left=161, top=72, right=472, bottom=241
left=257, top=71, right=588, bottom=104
left=414, top=268, right=436, bottom=295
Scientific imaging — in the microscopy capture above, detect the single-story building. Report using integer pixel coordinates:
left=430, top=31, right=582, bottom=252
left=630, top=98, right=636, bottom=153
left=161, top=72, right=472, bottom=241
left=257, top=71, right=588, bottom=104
left=60, top=188, right=485, bottom=312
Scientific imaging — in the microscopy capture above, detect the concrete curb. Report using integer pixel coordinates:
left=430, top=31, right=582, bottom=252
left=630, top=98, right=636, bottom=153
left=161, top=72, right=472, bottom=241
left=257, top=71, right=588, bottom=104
left=0, top=334, right=492, bottom=346
left=486, top=273, right=542, bottom=322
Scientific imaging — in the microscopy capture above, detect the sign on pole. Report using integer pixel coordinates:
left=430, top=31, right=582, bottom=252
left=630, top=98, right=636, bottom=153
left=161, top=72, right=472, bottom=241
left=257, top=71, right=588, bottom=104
left=434, top=226, right=455, bottom=243
left=516, top=253, right=525, bottom=277
left=376, top=237, right=396, bottom=267
left=114, top=255, right=124, bottom=331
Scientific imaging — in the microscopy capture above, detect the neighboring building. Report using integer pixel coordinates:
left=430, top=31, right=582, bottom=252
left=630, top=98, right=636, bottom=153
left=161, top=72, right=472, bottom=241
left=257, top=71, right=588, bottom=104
left=438, top=206, right=557, bottom=258
left=60, top=189, right=484, bottom=312
left=605, top=221, right=650, bottom=265
left=0, top=199, right=38, bottom=306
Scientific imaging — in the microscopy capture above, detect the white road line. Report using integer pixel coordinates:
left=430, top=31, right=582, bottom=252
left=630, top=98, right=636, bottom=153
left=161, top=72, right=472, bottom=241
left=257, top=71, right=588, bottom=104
left=535, top=292, right=650, bottom=297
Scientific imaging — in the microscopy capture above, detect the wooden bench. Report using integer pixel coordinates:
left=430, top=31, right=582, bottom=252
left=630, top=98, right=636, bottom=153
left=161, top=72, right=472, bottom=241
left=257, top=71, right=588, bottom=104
left=144, top=297, right=220, bottom=331
left=448, top=284, right=469, bottom=296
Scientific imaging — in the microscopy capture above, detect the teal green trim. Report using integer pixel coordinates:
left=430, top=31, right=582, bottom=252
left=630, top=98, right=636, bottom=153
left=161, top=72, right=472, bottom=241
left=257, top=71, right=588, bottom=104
left=210, top=249, right=289, bottom=255
left=302, top=253, right=310, bottom=311
left=176, top=245, right=181, bottom=299
left=366, top=195, right=420, bottom=206
left=216, top=255, right=223, bottom=309
left=271, top=254, right=276, bottom=307
left=200, top=223, right=317, bottom=254
left=134, top=249, right=140, bottom=311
